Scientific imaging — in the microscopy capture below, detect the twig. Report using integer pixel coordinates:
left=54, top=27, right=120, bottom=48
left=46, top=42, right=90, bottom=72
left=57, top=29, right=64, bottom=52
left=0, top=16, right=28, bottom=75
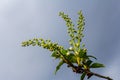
left=91, top=71, right=113, bottom=80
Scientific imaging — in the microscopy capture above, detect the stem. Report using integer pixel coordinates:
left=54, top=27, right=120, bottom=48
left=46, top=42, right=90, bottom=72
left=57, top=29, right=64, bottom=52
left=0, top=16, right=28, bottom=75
left=91, top=71, right=113, bottom=80
left=57, top=51, right=76, bottom=71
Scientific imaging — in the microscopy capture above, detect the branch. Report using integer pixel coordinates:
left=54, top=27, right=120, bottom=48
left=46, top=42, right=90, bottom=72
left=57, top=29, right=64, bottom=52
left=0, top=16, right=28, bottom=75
left=60, top=54, right=113, bottom=80
left=72, top=65, right=113, bottom=80
left=91, top=71, right=113, bottom=80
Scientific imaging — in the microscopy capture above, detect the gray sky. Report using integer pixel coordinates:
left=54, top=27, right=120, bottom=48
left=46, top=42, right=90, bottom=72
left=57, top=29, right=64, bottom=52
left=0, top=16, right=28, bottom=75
left=0, top=0, right=120, bottom=80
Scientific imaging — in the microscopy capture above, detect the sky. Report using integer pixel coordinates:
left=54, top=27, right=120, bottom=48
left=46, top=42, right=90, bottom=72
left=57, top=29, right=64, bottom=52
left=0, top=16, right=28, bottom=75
left=0, top=0, right=120, bottom=80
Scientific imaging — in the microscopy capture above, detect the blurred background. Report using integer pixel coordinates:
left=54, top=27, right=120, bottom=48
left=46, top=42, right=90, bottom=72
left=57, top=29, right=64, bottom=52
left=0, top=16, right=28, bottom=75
left=0, top=0, right=120, bottom=80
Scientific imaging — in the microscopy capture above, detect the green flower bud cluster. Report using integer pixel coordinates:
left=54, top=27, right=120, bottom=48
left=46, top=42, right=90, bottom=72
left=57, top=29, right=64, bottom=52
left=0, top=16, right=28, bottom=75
left=59, top=11, right=85, bottom=50
left=76, top=11, right=85, bottom=47
left=59, top=12, right=74, bottom=27
left=22, top=38, right=64, bottom=52
left=59, top=11, right=87, bottom=66
left=77, top=11, right=85, bottom=39
left=59, top=12, right=76, bottom=47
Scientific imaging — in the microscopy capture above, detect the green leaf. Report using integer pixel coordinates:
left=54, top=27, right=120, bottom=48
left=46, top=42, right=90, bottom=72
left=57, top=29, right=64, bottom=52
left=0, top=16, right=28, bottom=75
left=67, top=54, right=77, bottom=63
left=55, top=60, right=64, bottom=74
left=81, top=72, right=86, bottom=80
left=87, top=55, right=97, bottom=60
left=86, top=60, right=93, bottom=67
left=90, top=63, right=104, bottom=68
left=60, top=49, right=68, bottom=56
left=79, top=52, right=88, bottom=59
left=51, top=51, right=60, bottom=59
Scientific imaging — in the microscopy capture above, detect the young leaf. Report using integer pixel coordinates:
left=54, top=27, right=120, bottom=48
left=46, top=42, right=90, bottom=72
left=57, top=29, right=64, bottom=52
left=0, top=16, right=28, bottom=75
left=86, top=60, right=93, bottom=67
left=67, top=54, right=77, bottom=63
left=51, top=51, right=60, bottom=59
left=60, top=49, right=68, bottom=56
left=79, top=52, right=88, bottom=59
left=55, top=60, right=64, bottom=74
left=81, top=72, right=86, bottom=80
left=87, top=55, right=97, bottom=60
left=90, top=63, right=104, bottom=68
